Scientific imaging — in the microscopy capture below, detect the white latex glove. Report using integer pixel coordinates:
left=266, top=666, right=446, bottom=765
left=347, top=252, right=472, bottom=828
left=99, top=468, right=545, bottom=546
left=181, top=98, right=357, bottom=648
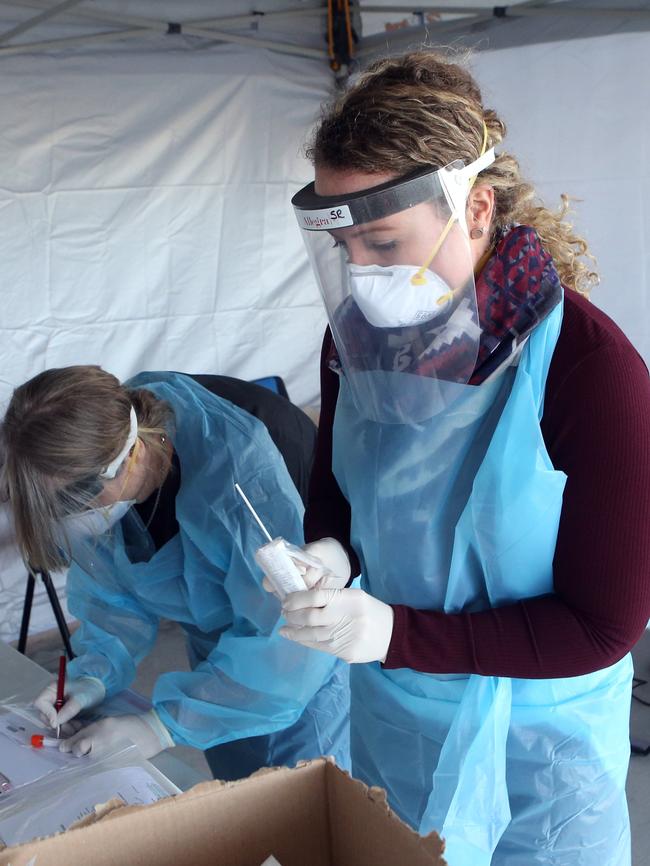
left=34, top=676, right=106, bottom=728
left=280, top=588, right=394, bottom=664
left=300, top=538, right=351, bottom=590
left=262, top=537, right=352, bottom=597
left=58, top=710, right=174, bottom=760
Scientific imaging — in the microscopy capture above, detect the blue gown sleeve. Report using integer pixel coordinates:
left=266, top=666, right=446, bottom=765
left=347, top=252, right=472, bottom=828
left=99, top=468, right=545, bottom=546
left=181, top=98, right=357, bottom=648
left=66, top=561, right=160, bottom=696
left=152, top=464, right=339, bottom=750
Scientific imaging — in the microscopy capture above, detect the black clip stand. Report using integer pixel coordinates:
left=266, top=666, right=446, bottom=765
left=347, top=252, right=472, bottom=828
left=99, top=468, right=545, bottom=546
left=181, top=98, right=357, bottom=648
left=17, top=568, right=75, bottom=660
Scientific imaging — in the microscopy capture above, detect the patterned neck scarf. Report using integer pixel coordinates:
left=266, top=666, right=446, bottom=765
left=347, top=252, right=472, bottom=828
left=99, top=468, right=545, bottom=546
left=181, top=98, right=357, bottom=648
left=470, top=224, right=562, bottom=383
left=328, top=225, right=562, bottom=386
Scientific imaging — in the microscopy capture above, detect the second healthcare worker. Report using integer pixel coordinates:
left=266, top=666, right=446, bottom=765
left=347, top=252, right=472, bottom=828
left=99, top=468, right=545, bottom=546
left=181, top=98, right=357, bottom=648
left=1, top=367, right=349, bottom=780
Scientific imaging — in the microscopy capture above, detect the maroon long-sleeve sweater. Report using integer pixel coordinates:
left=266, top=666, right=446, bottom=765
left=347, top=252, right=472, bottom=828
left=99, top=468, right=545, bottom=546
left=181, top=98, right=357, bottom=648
left=304, top=290, right=650, bottom=679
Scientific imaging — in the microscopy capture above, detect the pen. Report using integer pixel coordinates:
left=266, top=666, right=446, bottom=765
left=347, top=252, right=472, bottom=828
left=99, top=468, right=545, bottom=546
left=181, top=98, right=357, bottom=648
left=54, top=654, right=66, bottom=739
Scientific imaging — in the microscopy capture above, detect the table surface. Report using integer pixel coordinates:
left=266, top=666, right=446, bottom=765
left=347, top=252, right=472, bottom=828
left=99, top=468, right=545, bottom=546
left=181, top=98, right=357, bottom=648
left=0, top=640, right=206, bottom=791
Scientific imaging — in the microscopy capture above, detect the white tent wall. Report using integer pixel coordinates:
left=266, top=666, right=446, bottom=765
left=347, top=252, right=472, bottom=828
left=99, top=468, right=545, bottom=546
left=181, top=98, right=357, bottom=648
left=0, top=36, right=332, bottom=642
left=0, top=42, right=330, bottom=405
left=470, top=30, right=650, bottom=367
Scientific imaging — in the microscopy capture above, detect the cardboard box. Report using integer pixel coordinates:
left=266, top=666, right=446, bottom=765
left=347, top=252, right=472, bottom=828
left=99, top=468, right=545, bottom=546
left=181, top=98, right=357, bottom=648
left=0, top=759, right=446, bottom=866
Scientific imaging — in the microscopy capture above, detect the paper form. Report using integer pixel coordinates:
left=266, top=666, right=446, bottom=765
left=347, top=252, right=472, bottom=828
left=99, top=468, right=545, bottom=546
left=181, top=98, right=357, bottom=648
left=0, top=766, right=172, bottom=847
left=0, top=704, right=179, bottom=847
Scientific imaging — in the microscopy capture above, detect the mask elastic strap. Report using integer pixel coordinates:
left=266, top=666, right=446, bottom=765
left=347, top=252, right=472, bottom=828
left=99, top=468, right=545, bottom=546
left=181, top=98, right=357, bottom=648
left=410, top=122, right=492, bottom=292
left=410, top=215, right=456, bottom=288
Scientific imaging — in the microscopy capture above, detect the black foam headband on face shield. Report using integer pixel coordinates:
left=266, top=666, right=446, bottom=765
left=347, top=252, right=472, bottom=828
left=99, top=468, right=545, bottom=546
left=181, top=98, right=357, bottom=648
left=292, top=148, right=496, bottom=232
left=292, top=166, right=445, bottom=229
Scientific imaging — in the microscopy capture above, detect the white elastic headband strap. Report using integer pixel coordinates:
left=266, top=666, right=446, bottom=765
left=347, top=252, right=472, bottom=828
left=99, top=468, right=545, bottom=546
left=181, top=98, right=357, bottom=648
left=455, top=146, right=496, bottom=182
left=99, top=406, right=138, bottom=480
left=440, top=147, right=496, bottom=223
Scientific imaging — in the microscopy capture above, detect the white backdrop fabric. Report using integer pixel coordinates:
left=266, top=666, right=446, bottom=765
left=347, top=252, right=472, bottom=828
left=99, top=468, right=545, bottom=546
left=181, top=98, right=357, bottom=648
left=0, top=40, right=331, bottom=408
left=471, top=33, right=650, bottom=366
left=0, top=39, right=331, bottom=640
left=1, top=29, right=648, bottom=640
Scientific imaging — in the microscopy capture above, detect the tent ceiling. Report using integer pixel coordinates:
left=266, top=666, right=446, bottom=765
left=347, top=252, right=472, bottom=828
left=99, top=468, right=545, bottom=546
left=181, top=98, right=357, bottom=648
left=0, top=1, right=330, bottom=57
left=1, top=1, right=649, bottom=60
left=358, top=0, right=650, bottom=55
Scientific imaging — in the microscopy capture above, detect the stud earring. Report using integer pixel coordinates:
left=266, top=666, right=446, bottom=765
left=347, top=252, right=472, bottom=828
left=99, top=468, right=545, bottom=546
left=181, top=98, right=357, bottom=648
left=469, top=226, right=485, bottom=240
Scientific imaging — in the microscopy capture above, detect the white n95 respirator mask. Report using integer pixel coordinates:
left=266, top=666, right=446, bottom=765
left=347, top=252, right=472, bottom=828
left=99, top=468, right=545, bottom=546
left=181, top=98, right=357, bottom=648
left=348, top=263, right=453, bottom=329
left=62, top=499, right=136, bottom=541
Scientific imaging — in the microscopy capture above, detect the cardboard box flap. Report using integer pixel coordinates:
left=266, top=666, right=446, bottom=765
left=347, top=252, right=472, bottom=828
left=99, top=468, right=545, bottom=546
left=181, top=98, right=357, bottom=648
left=68, top=797, right=125, bottom=830
left=324, top=761, right=446, bottom=865
left=0, top=761, right=331, bottom=866
left=0, top=759, right=446, bottom=866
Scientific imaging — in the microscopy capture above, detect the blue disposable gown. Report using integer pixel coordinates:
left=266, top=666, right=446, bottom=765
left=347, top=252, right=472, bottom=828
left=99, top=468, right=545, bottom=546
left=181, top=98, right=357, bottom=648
left=66, top=372, right=349, bottom=772
left=332, top=301, right=631, bottom=865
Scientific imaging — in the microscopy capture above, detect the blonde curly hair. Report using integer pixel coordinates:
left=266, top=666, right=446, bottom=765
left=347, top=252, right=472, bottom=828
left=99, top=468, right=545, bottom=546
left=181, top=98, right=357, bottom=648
left=307, top=51, right=597, bottom=295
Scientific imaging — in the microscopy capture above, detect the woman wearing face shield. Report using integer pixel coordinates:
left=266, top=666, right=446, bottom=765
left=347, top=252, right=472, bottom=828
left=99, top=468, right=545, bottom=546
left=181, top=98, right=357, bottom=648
left=275, top=52, right=650, bottom=865
left=0, top=368, right=349, bottom=779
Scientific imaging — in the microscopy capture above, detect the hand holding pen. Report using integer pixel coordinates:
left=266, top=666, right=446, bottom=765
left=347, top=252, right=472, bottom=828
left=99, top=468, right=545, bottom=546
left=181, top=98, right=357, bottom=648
left=33, top=671, right=106, bottom=731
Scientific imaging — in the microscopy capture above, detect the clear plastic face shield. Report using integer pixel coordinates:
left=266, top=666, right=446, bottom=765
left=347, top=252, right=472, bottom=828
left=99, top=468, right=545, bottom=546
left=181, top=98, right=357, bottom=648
left=292, top=148, right=495, bottom=423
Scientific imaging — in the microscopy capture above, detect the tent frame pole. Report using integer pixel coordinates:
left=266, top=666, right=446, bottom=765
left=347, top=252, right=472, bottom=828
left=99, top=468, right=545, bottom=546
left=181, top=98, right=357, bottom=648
left=0, top=0, right=85, bottom=45
left=0, top=0, right=329, bottom=57
left=359, top=2, right=650, bottom=19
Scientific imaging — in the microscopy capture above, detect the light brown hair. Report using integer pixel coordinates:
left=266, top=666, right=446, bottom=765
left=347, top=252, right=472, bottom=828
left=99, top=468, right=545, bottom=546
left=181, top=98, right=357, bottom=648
left=0, top=366, right=172, bottom=572
left=308, top=50, right=597, bottom=295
